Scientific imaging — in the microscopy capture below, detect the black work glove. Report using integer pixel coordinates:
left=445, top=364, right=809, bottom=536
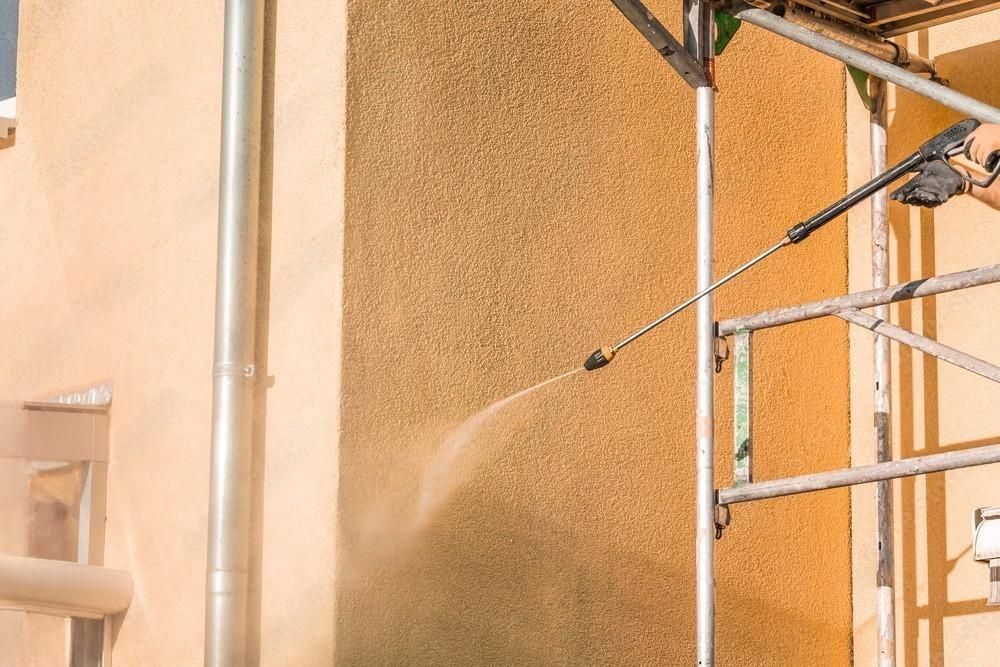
left=890, top=160, right=966, bottom=208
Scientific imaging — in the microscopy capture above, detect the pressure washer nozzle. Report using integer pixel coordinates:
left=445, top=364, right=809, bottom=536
left=584, top=346, right=615, bottom=371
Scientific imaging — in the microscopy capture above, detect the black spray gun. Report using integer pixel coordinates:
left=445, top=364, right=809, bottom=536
left=584, top=118, right=1000, bottom=371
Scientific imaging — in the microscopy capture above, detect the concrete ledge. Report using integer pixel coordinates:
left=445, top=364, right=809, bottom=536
left=0, top=555, right=133, bottom=619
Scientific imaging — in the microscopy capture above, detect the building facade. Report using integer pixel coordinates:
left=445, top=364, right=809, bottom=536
left=1, top=1, right=997, bottom=664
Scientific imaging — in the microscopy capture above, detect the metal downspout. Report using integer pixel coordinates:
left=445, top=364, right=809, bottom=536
left=205, top=0, right=265, bottom=664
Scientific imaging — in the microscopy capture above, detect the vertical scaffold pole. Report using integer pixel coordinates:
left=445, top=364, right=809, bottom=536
left=870, top=78, right=897, bottom=667
left=684, top=0, right=716, bottom=663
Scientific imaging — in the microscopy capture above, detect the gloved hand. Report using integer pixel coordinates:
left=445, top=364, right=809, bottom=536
left=890, top=160, right=967, bottom=208
left=965, top=124, right=1000, bottom=167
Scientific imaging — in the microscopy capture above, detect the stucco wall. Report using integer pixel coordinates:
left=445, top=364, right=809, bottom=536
left=338, top=2, right=852, bottom=663
left=1, top=0, right=854, bottom=663
left=848, top=12, right=1000, bottom=665
left=0, top=1, right=345, bottom=665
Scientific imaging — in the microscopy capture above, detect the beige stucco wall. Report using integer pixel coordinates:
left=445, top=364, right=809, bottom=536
left=848, top=11, right=1000, bottom=665
left=338, top=1, right=852, bottom=664
left=0, top=1, right=345, bottom=665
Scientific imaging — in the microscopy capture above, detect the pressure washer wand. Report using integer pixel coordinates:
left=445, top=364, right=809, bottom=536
left=583, top=119, right=984, bottom=372
left=582, top=237, right=792, bottom=370
left=619, top=239, right=786, bottom=347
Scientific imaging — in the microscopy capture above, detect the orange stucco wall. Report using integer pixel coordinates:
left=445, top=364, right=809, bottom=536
left=337, top=2, right=851, bottom=664
left=848, top=12, right=1000, bottom=666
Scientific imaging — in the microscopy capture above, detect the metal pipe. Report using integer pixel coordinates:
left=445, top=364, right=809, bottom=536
left=718, top=443, right=1000, bottom=505
left=781, top=6, right=935, bottom=75
left=726, top=1, right=1000, bottom=123
left=685, top=0, right=715, bottom=661
left=718, top=264, right=1000, bottom=335
left=205, top=0, right=264, bottom=664
left=695, top=86, right=716, bottom=667
left=786, top=151, right=922, bottom=243
left=837, top=308, right=1000, bottom=383
left=869, top=82, right=896, bottom=667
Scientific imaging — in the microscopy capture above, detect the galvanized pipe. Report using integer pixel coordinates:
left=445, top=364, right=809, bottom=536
left=685, top=0, right=716, bottom=661
left=781, top=6, right=935, bottom=75
left=717, top=264, right=1000, bottom=335
left=205, top=0, right=264, bottom=664
left=718, top=443, right=1000, bottom=505
left=726, top=1, right=1000, bottom=123
left=869, top=82, right=896, bottom=667
left=838, top=309, right=1000, bottom=383
left=694, top=85, right=716, bottom=667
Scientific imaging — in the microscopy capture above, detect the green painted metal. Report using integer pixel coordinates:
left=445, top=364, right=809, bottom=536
left=848, top=65, right=876, bottom=112
left=715, top=12, right=742, bottom=56
left=733, top=330, right=753, bottom=486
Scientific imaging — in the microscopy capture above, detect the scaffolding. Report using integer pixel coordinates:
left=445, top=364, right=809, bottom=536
left=613, top=0, right=1000, bottom=663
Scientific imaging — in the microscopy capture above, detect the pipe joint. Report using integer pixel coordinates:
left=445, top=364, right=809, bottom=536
left=213, top=362, right=256, bottom=378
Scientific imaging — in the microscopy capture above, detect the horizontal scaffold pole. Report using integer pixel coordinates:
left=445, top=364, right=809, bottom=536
left=719, top=443, right=1000, bottom=505
left=724, top=1, right=1000, bottom=124
left=718, top=264, right=1000, bottom=335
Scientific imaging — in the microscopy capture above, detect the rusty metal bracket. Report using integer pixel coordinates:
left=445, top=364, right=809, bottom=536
left=714, top=335, right=730, bottom=373
left=715, top=503, right=732, bottom=539
left=612, top=0, right=710, bottom=89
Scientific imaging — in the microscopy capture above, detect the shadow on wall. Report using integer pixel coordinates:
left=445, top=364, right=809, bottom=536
left=337, top=457, right=842, bottom=665
left=247, top=0, right=278, bottom=664
left=888, top=33, right=1000, bottom=667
